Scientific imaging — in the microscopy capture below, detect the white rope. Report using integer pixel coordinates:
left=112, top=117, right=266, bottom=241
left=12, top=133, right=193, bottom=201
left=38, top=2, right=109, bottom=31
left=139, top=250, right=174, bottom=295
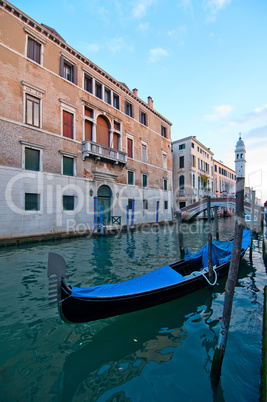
left=191, top=266, right=218, bottom=286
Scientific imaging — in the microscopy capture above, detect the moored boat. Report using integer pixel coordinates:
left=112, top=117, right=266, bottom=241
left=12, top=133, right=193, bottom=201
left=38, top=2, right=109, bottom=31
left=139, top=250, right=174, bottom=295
left=47, top=230, right=250, bottom=324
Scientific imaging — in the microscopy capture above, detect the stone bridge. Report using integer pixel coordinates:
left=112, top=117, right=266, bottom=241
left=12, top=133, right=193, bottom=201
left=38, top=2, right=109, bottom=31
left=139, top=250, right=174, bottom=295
left=177, top=197, right=264, bottom=221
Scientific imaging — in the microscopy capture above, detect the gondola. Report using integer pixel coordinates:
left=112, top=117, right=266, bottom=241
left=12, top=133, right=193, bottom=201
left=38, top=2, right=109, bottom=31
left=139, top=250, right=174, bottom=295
left=47, top=229, right=250, bottom=324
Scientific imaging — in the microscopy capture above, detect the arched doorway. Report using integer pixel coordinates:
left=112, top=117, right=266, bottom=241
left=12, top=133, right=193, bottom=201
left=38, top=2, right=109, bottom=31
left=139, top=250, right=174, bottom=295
left=96, top=115, right=109, bottom=147
left=97, top=185, right=112, bottom=225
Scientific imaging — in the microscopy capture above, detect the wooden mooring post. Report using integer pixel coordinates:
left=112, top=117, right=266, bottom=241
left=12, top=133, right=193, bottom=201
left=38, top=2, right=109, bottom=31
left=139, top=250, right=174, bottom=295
left=207, top=196, right=214, bottom=282
left=176, top=212, right=185, bottom=259
left=210, top=135, right=246, bottom=383
left=214, top=206, right=219, bottom=240
left=250, top=190, right=255, bottom=261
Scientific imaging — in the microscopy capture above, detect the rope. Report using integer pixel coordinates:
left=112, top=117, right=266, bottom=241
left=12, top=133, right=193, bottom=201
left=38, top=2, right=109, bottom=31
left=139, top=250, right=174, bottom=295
left=191, top=266, right=218, bottom=286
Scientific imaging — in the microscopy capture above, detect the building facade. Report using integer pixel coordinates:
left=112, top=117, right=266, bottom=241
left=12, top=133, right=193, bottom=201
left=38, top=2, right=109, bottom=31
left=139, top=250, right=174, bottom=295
left=0, top=1, right=173, bottom=241
left=213, top=159, right=236, bottom=198
left=172, top=136, right=214, bottom=210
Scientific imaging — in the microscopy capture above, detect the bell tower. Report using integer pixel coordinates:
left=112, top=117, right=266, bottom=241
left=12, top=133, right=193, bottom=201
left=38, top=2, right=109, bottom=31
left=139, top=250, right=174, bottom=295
left=235, top=134, right=246, bottom=178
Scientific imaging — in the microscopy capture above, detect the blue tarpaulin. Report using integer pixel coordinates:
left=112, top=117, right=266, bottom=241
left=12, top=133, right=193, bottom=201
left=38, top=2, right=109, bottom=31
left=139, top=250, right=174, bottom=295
left=184, top=229, right=250, bottom=268
left=71, top=265, right=185, bottom=298
left=71, top=229, right=250, bottom=299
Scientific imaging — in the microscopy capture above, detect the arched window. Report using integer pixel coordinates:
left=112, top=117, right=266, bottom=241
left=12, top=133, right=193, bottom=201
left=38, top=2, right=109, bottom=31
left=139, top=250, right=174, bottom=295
left=96, top=116, right=109, bottom=147
left=179, top=175, right=184, bottom=189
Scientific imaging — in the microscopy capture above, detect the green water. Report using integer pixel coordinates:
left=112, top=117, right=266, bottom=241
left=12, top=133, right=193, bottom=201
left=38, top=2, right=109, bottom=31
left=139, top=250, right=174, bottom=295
left=0, top=219, right=265, bottom=401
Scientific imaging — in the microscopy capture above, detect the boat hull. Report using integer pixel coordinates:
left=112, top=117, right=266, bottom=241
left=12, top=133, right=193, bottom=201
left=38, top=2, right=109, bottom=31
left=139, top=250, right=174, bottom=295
left=59, top=256, right=240, bottom=324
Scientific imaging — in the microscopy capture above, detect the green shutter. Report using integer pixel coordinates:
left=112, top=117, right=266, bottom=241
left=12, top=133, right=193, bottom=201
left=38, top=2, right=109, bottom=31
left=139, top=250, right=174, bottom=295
left=25, top=148, right=40, bottom=171
left=63, top=156, right=74, bottom=176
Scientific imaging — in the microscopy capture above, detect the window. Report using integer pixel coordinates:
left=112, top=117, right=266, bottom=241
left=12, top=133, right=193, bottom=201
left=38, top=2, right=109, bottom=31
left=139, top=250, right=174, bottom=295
left=161, top=126, right=166, bottom=138
left=191, top=143, right=195, bottom=148
left=142, top=144, right=147, bottom=162
left=192, top=155, right=196, bottom=167
left=84, top=107, right=93, bottom=141
left=105, top=88, right=111, bottom=104
left=179, top=156, right=184, bottom=169
left=140, top=110, right=147, bottom=126
left=143, top=199, right=148, bottom=209
left=193, top=174, right=195, bottom=188
left=127, top=138, right=133, bottom=158
left=84, top=74, right=93, bottom=93
left=164, top=179, right=168, bottom=191
left=164, top=201, right=168, bottom=210
left=60, top=56, right=77, bottom=84
left=27, top=37, right=41, bottom=64
left=63, top=156, right=74, bottom=176
left=179, top=144, right=185, bottom=150
left=95, top=81, right=102, bottom=99
left=128, top=198, right=133, bottom=209
left=25, top=193, right=40, bottom=211
left=142, top=174, right=148, bottom=188
left=114, top=121, right=120, bottom=131
left=63, top=110, right=74, bottom=139
left=128, top=171, right=134, bottom=185
left=63, top=195, right=75, bottom=211
left=125, top=101, right=133, bottom=117
left=113, top=93, right=120, bottom=110
left=179, top=201, right=186, bottom=209
left=26, top=94, right=40, bottom=127
left=25, top=147, right=40, bottom=171
left=179, top=175, right=185, bottom=189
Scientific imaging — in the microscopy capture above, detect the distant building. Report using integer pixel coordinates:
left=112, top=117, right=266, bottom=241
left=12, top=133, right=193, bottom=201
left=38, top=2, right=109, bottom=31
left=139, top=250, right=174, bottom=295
left=0, top=1, right=173, bottom=241
left=172, top=136, right=214, bottom=210
left=213, top=159, right=236, bottom=198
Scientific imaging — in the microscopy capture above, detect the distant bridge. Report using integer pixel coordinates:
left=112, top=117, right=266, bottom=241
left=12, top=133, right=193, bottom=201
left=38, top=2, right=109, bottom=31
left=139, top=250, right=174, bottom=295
left=177, top=197, right=263, bottom=221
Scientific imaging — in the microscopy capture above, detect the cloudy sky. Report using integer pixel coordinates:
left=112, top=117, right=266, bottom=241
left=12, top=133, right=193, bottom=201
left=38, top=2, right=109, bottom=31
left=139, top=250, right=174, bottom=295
left=10, top=0, right=267, bottom=203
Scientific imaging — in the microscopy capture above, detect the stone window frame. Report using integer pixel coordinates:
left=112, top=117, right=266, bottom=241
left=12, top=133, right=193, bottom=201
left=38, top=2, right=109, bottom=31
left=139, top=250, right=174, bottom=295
left=20, top=140, right=44, bottom=172
left=24, top=27, right=46, bottom=66
left=21, top=81, right=46, bottom=129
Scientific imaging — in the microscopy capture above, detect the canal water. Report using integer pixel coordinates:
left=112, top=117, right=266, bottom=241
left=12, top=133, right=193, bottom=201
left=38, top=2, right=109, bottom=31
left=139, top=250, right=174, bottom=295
left=0, top=218, right=265, bottom=401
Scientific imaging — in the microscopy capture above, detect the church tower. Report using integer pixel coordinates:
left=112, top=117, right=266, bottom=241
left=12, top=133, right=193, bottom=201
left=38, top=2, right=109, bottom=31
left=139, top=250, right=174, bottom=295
left=235, top=134, right=246, bottom=178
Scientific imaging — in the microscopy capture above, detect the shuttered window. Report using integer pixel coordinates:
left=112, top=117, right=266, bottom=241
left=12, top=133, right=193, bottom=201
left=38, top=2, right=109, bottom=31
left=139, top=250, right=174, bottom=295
left=63, top=111, right=74, bottom=139
left=27, top=37, right=41, bottom=64
left=60, top=56, right=77, bottom=84
left=113, top=133, right=119, bottom=150
left=96, top=116, right=109, bottom=147
left=85, top=120, right=92, bottom=141
left=63, top=156, right=74, bottom=176
left=25, top=148, right=40, bottom=171
left=128, top=171, right=134, bottom=185
left=142, top=174, right=148, bottom=188
left=127, top=138, right=133, bottom=158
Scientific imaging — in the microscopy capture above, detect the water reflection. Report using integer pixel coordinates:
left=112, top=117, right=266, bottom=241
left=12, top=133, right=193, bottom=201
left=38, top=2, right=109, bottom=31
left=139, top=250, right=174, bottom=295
left=0, top=222, right=264, bottom=401
left=56, top=268, right=251, bottom=402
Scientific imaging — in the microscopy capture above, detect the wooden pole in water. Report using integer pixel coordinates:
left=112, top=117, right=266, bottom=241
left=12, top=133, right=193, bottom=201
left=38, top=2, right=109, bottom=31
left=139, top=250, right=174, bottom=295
left=210, top=134, right=246, bottom=383
left=250, top=190, right=255, bottom=260
left=207, top=196, right=214, bottom=281
left=176, top=212, right=185, bottom=259
left=214, top=206, right=219, bottom=240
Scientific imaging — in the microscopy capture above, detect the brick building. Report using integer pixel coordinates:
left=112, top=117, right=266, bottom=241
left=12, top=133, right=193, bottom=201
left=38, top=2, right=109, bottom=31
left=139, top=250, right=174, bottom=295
left=0, top=1, right=173, bottom=241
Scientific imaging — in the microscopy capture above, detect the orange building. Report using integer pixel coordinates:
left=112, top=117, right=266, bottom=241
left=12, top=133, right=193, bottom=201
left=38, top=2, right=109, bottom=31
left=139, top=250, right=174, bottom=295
left=0, top=1, right=173, bottom=241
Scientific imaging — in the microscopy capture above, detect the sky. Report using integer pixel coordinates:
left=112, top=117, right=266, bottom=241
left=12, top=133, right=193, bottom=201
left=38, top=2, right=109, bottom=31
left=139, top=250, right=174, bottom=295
left=9, top=0, right=267, bottom=203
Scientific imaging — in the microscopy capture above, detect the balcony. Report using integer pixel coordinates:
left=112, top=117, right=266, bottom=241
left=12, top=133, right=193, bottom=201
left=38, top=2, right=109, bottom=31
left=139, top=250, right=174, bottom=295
left=82, top=141, right=127, bottom=168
